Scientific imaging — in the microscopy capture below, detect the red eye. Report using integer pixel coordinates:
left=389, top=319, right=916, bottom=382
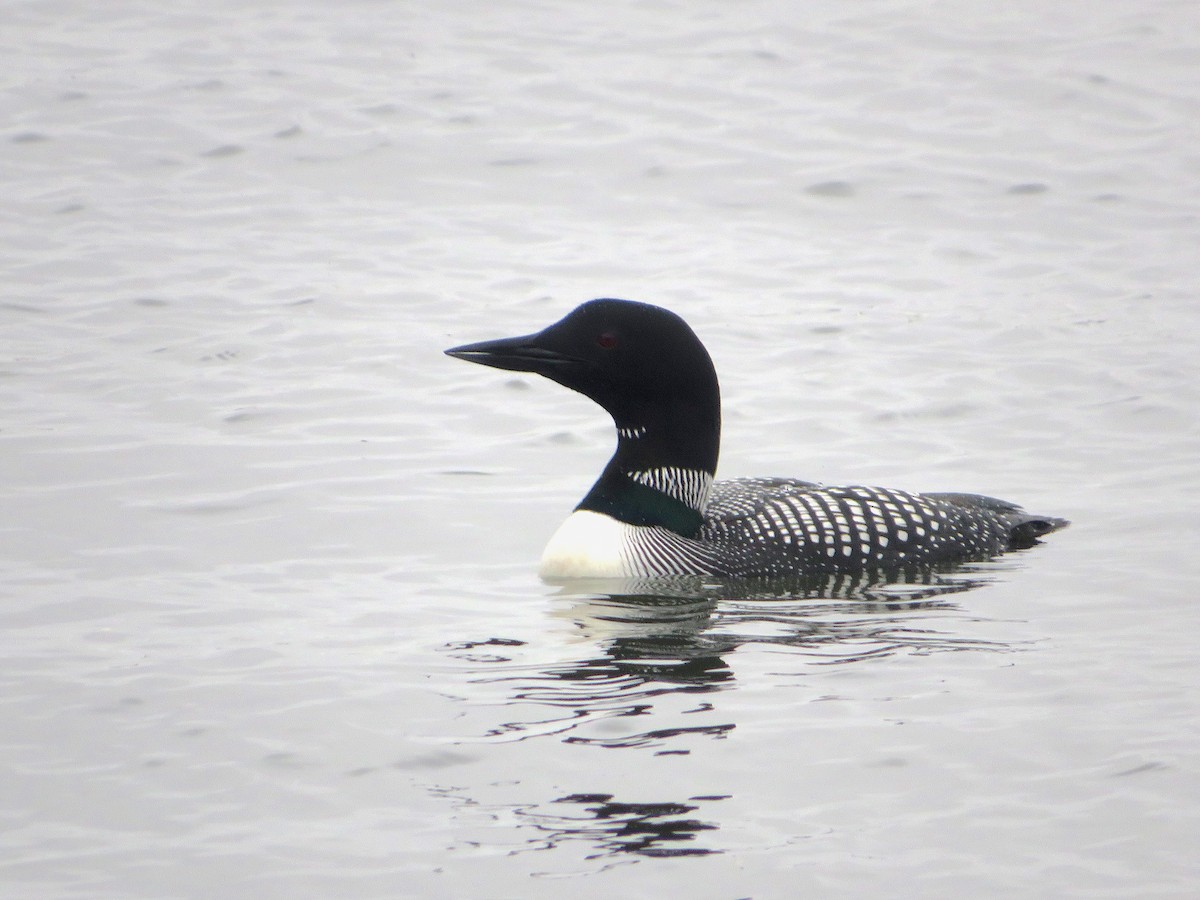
left=597, top=332, right=618, bottom=350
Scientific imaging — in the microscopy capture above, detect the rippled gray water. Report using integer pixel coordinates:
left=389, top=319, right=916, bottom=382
left=3, top=1, right=1199, bottom=897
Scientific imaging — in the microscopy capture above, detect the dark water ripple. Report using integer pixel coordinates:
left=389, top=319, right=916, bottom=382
left=522, top=792, right=725, bottom=858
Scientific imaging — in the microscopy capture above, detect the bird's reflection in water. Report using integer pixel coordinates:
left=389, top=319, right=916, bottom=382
left=446, top=563, right=1017, bottom=749
left=559, top=566, right=1004, bottom=671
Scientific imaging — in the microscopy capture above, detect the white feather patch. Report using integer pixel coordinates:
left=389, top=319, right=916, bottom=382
left=539, top=510, right=633, bottom=578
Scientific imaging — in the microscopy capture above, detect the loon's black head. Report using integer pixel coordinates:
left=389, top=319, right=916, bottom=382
left=446, top=298, right=721, bottom=475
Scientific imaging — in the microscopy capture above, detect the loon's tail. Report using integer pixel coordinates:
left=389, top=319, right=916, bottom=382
left=924, top=492, right=1069, bottom=550
left=1005, top=514, right=1070, bottom=549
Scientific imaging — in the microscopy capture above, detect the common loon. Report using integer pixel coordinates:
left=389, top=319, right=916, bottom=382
left=446, top=299, right=1068, bottom=579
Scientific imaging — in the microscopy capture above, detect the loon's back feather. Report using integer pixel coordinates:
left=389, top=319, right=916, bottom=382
left=699, top=479, right=1067, bottom=577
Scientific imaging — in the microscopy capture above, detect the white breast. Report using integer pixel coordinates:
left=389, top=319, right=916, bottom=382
left=539, top=509, right=724, bottom=579
left=539, top=510, right=633, bottom=579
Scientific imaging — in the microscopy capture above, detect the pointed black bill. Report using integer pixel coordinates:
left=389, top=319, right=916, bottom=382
left=445, top=332, right=578, bottom=375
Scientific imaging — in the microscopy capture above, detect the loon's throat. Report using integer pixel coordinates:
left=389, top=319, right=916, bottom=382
left=577, top=467, right=711, bottom=537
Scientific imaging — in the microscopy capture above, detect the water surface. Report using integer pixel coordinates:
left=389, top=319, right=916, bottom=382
left=2, top=1, right=1199, bottom=897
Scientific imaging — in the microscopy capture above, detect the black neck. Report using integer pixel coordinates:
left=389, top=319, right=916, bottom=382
left=576, top=400, right=720, bottom=538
